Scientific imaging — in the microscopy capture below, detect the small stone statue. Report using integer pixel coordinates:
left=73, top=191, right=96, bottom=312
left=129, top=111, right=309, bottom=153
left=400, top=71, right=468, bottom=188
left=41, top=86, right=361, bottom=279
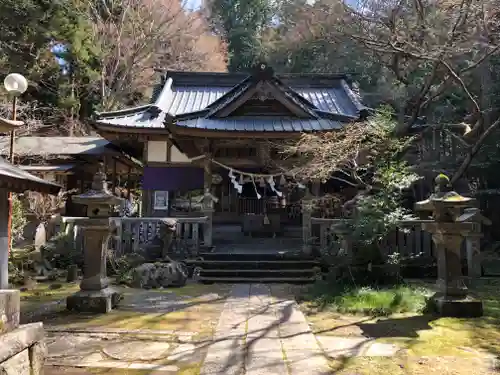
left=200, top=187, right=218, bottom=211
left=91, top=162, right=109, bottom=193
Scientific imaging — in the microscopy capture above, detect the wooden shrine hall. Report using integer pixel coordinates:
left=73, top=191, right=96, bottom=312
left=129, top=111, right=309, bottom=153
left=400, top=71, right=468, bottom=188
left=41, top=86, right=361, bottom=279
left=91, top=63, right=369, bottom=238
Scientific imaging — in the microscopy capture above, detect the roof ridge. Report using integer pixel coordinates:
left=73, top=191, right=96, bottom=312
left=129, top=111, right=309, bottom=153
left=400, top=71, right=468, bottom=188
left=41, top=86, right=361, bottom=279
left=204, top=63, right=320, bottom=119
left=163, top=70, right=352, bottom=79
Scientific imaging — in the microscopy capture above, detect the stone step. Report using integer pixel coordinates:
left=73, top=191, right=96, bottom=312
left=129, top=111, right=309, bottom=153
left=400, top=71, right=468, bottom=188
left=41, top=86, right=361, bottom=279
left=187, top=259, right=320, bottom=265
left=198, top=276, right=315, bottom=283
left=188, top=260, right=322, bottom=272
left=198, top=269, right=317, bottom=279
left=200, top=268, right=316, bottom=273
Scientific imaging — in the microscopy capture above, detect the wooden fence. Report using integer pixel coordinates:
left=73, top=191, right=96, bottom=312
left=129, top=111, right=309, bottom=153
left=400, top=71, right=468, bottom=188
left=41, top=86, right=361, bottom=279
left=307, top=217, right=437, bottom=258
left=60, top=216, right=209, bottom=255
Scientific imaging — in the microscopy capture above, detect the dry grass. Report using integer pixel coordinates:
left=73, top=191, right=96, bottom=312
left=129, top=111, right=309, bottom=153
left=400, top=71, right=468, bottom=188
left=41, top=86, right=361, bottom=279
left=329, top=355, right=497, bottom=375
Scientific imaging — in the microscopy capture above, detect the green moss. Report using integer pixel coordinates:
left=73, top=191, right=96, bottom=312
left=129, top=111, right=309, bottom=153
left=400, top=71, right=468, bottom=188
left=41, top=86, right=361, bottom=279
left=328, top=355, right=493, bottom=375
left=88, top=368, right=153, bottom=374
left=302, top=285, right=431, bottom=316
left=178, top=361, right=202, bottom=375
left=436, top=173, right=450, bottom=181
left=20, top=281, right=80, bottom=315
left=305, top=280, right=500, bottom=361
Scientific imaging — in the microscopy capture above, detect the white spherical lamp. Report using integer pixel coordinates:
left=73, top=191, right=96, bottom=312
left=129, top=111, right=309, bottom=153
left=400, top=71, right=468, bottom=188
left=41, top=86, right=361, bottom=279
left=4, top=73, right=28, bottom=96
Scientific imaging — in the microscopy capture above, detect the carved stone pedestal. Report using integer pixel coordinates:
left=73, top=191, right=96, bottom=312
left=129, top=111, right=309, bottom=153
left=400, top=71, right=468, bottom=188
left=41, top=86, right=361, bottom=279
left=66, top=221, right=122, bottom=313
left=67, top=287, right=122, bottom=314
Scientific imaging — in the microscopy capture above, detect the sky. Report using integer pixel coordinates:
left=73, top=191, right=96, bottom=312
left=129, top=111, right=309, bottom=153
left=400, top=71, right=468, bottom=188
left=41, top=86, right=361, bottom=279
left=184, top=0, right=202, bottom=11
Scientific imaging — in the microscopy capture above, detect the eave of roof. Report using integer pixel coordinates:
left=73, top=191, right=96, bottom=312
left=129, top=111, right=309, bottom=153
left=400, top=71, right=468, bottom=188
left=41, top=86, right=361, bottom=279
left=0, top=158, right=61, bottom=194
left=93, top=78, right=174, bottom=129
left=174, top=117, right=344, bottom=132
left=18, top=164, right=76, bottom=173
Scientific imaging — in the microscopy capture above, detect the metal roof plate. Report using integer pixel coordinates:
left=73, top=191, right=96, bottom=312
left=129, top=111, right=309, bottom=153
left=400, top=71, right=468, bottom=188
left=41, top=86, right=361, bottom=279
left=175, top=117, right=343, bottom=132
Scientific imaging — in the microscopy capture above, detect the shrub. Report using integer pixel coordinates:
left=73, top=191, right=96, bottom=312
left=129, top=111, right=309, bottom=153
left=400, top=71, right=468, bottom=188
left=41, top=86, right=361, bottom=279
left=41, top=232, right=82, bottom=269
left=11, top=193, right=27, bottom=247
left=303, top=282, right=431, bottom=316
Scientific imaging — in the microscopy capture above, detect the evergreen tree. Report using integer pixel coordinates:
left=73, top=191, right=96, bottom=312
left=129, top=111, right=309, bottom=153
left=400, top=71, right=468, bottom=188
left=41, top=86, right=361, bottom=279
left=209, top=0, right=274, bottom=72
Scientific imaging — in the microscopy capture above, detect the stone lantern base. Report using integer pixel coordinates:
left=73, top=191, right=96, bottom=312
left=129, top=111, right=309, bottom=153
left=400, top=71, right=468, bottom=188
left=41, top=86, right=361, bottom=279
left=66, top=287, right=122, bottom=314
left=432, top=293, right=483, bottom=318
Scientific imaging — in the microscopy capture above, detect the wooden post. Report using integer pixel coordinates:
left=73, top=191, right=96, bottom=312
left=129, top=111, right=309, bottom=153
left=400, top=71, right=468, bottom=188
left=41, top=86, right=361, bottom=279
left=202, top=152, right=213, bottom=247
left=112, top=158, right=117, bottom=194
left=141, top=141, right=149, bottom=217
left=311, top=180, right=320, bottom=197
left=126, top=166, right=132, bottom=199
left=0, top=188, right=10, bottom=289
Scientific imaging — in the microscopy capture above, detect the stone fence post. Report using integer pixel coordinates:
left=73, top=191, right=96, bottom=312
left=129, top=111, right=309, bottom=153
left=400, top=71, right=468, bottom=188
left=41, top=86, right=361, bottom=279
left=0, top=290, right=46, bottom=374
left=466, top=224, right=482, bottom=279
left=302, top=189, right=313, bottom=254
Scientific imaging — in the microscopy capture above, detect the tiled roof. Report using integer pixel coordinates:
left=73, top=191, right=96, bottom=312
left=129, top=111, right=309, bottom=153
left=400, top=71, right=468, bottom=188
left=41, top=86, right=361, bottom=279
left=0, top=157, right=61, bottom=194
left=93, top=67, right=368, bottom=131
left=175, top=117, right=343, bottom=132
left=0, top=136, right=110, bottom=156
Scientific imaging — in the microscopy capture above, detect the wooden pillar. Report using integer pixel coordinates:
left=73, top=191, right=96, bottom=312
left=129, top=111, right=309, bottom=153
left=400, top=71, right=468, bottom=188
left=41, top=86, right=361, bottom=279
left=311, top=180, right=321, bottom=197
left=0, top=188, right=10, bottom=289
left=141, top=141, right=149, bottom=217
left=112, top=158, right=117, bottom=194
left=126, top=166, right=132, bottom=199
left=202, top=150, right=213, bottom=247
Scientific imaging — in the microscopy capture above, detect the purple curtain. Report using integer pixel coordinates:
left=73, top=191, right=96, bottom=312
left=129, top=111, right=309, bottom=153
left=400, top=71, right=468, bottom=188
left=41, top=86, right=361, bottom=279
left=143, top=166, right=204, bottom=191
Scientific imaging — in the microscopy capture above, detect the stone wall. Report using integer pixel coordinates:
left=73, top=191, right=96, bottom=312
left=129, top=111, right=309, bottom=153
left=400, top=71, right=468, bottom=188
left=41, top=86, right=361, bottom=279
left=0, top=290, right=46, bottom=375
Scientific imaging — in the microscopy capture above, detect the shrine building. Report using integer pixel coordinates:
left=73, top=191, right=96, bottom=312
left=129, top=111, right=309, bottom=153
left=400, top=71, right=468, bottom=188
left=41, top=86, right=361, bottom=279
left=91, top=63, right=369, bottom=238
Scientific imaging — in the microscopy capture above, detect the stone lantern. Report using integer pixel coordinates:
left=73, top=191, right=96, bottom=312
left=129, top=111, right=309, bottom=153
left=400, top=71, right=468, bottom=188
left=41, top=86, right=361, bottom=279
left=66, top=163, right=124, bottom=313
left=415, top=174, right=485, bottom=317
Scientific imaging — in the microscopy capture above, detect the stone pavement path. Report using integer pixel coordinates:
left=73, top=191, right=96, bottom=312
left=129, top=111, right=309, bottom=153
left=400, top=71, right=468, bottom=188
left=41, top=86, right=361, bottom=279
left=42, top=284, right=402, bottom=374
left=200, top=284, right=331, bottom=375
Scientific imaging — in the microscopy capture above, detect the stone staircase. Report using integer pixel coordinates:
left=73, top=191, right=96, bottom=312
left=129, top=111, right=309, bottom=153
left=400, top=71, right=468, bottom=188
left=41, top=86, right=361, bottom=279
left=187, top=226, right=322, bottom=283
left=189, top=252, right=321, bottom=283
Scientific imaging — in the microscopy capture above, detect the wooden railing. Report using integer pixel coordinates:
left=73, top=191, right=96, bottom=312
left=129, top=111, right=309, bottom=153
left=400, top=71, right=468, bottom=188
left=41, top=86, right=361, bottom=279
left=307, top=217, right=436, bottom=258
left=238, top=198, right=302, bottom=222
left=60, top=216, right=209, bottom=255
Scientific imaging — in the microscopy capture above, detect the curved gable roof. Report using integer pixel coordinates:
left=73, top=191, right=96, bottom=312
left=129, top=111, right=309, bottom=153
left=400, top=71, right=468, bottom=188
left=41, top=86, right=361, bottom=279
left=93, top=63, right=369, bottom=133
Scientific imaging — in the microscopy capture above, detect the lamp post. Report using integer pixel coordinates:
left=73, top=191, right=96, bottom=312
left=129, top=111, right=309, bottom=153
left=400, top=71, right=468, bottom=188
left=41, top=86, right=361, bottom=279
left=4, top=73, right=28, bottom=258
